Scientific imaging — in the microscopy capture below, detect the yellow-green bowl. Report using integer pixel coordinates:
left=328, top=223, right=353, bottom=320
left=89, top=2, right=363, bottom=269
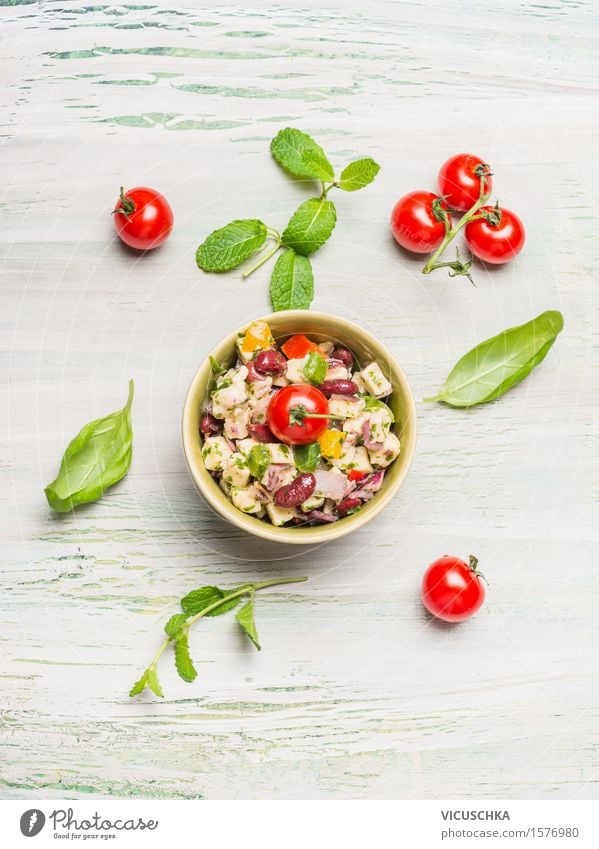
left=182, top=311, right=416, bottom=545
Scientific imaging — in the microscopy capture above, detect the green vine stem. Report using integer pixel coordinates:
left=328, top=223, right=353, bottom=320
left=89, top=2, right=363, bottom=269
left=422, top=169, right=492, bottom=276
left=241, top=232, right=281, bottom=278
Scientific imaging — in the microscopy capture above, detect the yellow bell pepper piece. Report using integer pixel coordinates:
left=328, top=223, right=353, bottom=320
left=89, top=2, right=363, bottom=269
left=318, top=429, right=345, bottom=459
left=241, top=320, right=274, bottom=353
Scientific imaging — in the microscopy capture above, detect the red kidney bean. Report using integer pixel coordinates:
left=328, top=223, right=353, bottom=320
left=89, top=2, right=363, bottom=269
left=200, top=412, right=222, bottom=435
left=248, top=423, right=278, bottom=443
left=332, top=347, right=354, bottom=369
left=337, top=497, right=362, bottom=517
left=319, top=379, right=359, bottom=398
left=274, top=473, right=316, bottom=507
left=254, top=349, right=287, bottom=376
left=245, top=361, right=262, bottom=382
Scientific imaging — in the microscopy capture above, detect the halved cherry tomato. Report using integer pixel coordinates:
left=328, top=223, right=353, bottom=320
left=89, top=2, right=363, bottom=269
left=267, top=384, right=329, bottom=445
left=113, top=186, right=173, bottom=251
left=422, top=555, right=485, bottom=623
left=465, top=206, right=525, bottom=264
left=437, top=154, right=492, bottom=212
left=281, top=334, right=319, bottom=360
left=390, top=191, right=447, bottom=254
left=348, top=470, right=366, bottom=481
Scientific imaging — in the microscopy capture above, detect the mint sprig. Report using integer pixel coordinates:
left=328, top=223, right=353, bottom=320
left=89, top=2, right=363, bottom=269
left=129, top=576, right=307, bottom=698
left=195, top=127, right=379, bottom=311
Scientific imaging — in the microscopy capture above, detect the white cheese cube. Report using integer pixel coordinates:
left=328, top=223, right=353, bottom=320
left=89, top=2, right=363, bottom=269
left=368, top=432, right=401, bottom=468
left=352, top=446, right=373, bottom=475
left=285, top=357, right=309, bottom=384
left=325, top=364, right=349, bottom=381
left=260, top=465, right=296, bottom=490
left=231, top=485, right=263, bottom=514
left=265, top=503, right=297, bottom=526
left=212, top=380, right=248, bottom=410
left=361, top=362, right=392, bottom=398
left=201, top=436, right=234, bottom=472
left=343, top=414, right=367, bottom=444
left=224, top=407, right=250, bottom=440
left=250, top=396, right=270, bottom=424
left=264, top=442, right=293, bottom=464
left=222, top=453, right=251, bottom=488
left=352, top=372, right=367, bottom=394
left=329, top=395, right=365, bottom=419
left=247, top=376, right=273, bottom=402
left=272, top=374, right=290, bottom=387
left=368, top=408, right=392, bottom=443
left=219, top=476, right=232, bottom=497
left=330, top=444, right=356, bottom=472
left=300, top=494, right=325, bottom=513
left=237, top=437, right=260, bottom=457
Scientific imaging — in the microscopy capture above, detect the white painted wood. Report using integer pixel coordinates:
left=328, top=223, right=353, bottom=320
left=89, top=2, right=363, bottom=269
left=1, top=0, right=598, bottom=800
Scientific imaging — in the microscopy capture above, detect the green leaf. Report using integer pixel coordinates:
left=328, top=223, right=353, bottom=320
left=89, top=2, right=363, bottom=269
left=281, top=198, right=336, bottom=256
left=174, top=633, right=197, bottom=683
left=196, top=220, right=268, bottom=272
left=303, top=351, right=327, bottom=385
left=293, top=442, right=320, bottom=473
left=180, top=585, right=242, bottom=617
left=44, top=380, right=134, bottom=513
left=209, top=355, right=226, bottom=375
left=235, top=598, right=261, bottom=651
left=270, top=249, right=314, bottom=312
left=147, top=667, right=164, bottom=698
left=363, top=396, right=395, bottom=422
left=270, top=127, right=334, bottom=181
left=129, top=670, right=149, bottom=697
left=427, top=310, right=565, bottom=408
left=338, top=157, right=380, bottom=192
left=248, top=444, right=270, bottom=481
left=164, top=613, right=188, bottom=638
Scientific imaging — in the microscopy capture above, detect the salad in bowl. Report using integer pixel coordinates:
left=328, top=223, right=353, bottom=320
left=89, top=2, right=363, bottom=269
left=182, top=312, right=416, bottom=544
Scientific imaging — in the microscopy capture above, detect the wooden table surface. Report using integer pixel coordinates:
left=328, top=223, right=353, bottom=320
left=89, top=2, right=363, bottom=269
left=1, top=0, right=598, bottom=800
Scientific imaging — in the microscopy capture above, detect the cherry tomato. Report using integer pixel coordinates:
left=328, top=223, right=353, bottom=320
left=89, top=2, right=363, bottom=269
left=113, top=186, right=173, bottom=251
left=465, top=206, right=526, bottom=264
left=438, top=154, right=492, bottom=212
left=422, top=555, right=485, bottom=622
left=267, top=384, right=329, bottom=445
left=390, top=191, right=447, bottom=254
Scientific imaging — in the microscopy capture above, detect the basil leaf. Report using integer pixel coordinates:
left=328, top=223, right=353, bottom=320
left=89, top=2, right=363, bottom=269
left=209, top=355, right=226, bottom=375
left=147, top=667, right=164, bottom=698
left=174, top=633, right=197, bottom=683
left=338, top=157, right=380, bottom=192
left=363, top=396, right=395, bottom=422
left=428, top=310, right=564, bottom=408
left=235, top=599, right=261, bottom=651
left=293, top=442, right=320, bottom=473
left=248, top=444, right=270, bottom=481
left=270, top=249, right=314, bottom=311
left=196, top=219, right=267, bottom=272
left=164, top=613, right=188, bottom=639
left=181, top=585, right=242, bottom=617
left=281, top=198, right=336, bottom=256
left=44, top=380, right=134, bottom=513
left=270, top=127, right=334, bottom=181
left=303, top=351, right=327, bottom=385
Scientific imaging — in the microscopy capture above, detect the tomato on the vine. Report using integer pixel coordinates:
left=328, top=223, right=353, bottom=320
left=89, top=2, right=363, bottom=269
left=113, top=186, right=173, bottom=251
left=422, top=555, right=486, bottom=622
left=390, top=191, right=448, bottom=254
left=267, top=384, right=330, bottom=445
left=465, top=206, right=525, bottom=264
left=438, top=154, right=492, bottom=212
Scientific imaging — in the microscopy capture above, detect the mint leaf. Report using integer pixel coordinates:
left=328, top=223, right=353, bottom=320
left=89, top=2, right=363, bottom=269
left=181, top=585, right=242, bottom=617
left=196, top=220, right=268, bottom=272
left=293, top=442, right=320, bottom=473
left=164, top=613, right=187, bottom=638
left=270, top=249, right=314, bottom=312
left=147, top=667, right=164, bottom=698
left=338, top=158, right=380, bottom=192
left=282, top=198, right=336, bottom=256
left=303, top=351, right=327, bottom=385
left=209, top=355, right=226, bottom=375
left=129, top=670, right=149, bottom=697
left=235, top=599, right=261, bottom=650
left=248, top=444, right=270, bottom=481
left=271, top=127, right=334, bottom=181
left=174, top=633, right=197, bottom=683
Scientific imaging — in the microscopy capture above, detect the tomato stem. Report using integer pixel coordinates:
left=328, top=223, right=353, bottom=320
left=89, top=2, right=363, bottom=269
left=241, top=235, right=281, bottom=279
left=288, top=405, right=344, bottom=427
left=422, top=171, right=492, bottom=277
left=112, top=186, right=136, bottom=219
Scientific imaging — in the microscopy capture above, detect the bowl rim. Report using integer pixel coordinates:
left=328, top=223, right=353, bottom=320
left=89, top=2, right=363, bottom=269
left=181, top=310, right=417, bottom=545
